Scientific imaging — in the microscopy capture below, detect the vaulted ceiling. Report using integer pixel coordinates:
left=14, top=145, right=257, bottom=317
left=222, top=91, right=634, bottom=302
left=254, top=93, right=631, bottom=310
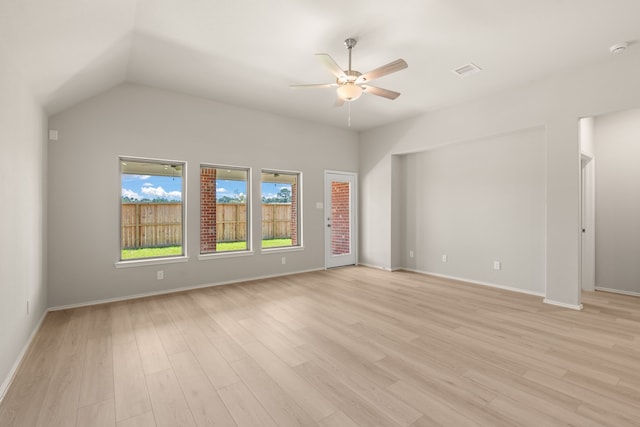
left=1, top=0, right=639, bottom=130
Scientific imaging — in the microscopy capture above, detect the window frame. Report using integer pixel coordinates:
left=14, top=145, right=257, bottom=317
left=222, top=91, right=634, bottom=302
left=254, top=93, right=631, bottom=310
left=260, top=169, right=303, bottom=252
left=115, top=156, right=188, bottom=268
left=199, top=163, right=253, bottom=260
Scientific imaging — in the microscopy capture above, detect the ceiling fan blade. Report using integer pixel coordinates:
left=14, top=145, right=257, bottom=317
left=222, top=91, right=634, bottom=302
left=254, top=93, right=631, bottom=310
left=289, top=83, right=337, bottom=89
left=357, top=59, right=408, bottom=83
left=334, top=97, right=345, bottom=107
left=362, top=85, right=401, bottom=100
left=316, top=53, right=346, bottom=79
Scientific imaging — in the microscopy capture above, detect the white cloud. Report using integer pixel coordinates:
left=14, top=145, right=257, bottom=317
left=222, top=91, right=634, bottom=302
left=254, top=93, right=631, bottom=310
left=141, top=186, right=182, bottom=200
left=142, top=182, right=153, bottom=187
left=139, top=175, right=151, bottom=180
left=122, top=188, right=142, bottom=200
left=217, top=187, right=228, bottom=193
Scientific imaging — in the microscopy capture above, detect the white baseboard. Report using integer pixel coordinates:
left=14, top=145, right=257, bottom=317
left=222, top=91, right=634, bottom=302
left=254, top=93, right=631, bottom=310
left=401, top=268, right=546, bottom=297
left=0, top=310, right=48, bottom=404
left=595, top=287, right=640, bottom=298
left=543, top=298, right=584, bottom=311
left=48, top=267, right=324, bottom=311
left=358, top=263, right=392, bottom=272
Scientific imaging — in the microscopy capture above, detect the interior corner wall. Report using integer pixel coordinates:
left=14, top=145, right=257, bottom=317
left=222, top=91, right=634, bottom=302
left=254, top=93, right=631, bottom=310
left=47, top=83, right=358, bottom=308
left=594, top=108, right=640, bottom=295
left=397, top=128, right=546, bottom=294
left=0, top=44, right=48, bottom=398
left=359, top=48, right=640, bottom=307
left=390, top=155, right=403, bottom=270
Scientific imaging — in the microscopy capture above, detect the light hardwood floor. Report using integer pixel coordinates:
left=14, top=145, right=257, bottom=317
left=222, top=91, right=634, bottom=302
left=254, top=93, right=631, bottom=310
left=1, top=267, right=640, bottom=426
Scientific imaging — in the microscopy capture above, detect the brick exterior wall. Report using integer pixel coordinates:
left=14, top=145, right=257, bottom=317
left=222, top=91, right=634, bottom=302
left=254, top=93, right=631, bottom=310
left=200, top=167, right=217, bottom=252
left=290, top=182, right=298, bottom=246
left=331, top=181, right=350, bottom=255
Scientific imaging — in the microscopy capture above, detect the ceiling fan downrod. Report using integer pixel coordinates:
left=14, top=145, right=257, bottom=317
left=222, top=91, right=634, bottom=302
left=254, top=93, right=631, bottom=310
left=344, top=38, right=357, bottom=73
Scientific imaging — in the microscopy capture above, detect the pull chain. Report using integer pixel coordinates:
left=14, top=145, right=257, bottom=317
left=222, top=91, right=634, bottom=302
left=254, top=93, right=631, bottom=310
left=348, top=101, right=351, bottom=128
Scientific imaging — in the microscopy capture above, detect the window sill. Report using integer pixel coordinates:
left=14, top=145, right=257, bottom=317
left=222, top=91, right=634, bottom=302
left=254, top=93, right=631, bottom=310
left=198, top=250, right=254, bottom=261
left=260, top=246, right=304, bottom=255
left=115, top=256, right=189, bottom=269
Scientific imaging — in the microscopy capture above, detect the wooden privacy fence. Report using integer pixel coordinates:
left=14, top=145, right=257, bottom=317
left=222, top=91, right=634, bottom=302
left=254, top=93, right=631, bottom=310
left=261, top=204, right=292, bottom=240
left=121, top=203, right=183, bottom=249
left=122, top=202, right=291, bottom=248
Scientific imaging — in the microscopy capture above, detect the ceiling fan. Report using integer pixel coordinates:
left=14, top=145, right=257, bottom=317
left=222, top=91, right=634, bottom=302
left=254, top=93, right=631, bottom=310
left=290, top=38, right=408, bottom=106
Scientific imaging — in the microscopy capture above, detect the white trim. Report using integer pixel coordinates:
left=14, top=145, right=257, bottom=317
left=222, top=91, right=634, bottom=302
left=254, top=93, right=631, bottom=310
left=595, top=287, right=640, bottom=298
left=261, top=168, right=303, bottom=248
left=543, top=124, right=549, bottom=299
left=401, top=268, right=546, bottom=297
left=324, top=171, right=358, bottom=269
left=543, top=298, right=584, bottom=310
left=49, top=267, right=324, bottom=311
left=358, top=262, right=392, bottom=272
left=580, top=152, right=595, bottom=292
left=198, top=250, right=254, bottom=260
left=260, top=246, right=304, bottom=255
left=118, top=155, right=188, bottom=267
left=199, top=163, right=253, bottom=255
left=115, top=255, right=189, bottom=268
left=0, top=310, right=48, bottom=404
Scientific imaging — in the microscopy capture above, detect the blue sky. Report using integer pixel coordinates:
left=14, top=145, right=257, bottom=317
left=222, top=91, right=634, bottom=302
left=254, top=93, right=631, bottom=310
left=122, top=174, right=182, bottom=200
left=122, top=175, right=289, bottom=201
left=217, top=179, right=291, bottom=200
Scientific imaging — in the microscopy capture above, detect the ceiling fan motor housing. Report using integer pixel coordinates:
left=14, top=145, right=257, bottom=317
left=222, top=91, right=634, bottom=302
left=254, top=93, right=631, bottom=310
left=339, top=70, right=362, bottom=84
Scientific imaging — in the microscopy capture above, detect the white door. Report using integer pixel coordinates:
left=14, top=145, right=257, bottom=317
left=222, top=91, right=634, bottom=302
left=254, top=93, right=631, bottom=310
left=325, top=171, right=357, bottom=268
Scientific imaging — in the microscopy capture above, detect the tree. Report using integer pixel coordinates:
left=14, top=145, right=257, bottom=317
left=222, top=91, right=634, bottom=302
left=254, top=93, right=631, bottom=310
left=277, top=187, right=291, bottom=203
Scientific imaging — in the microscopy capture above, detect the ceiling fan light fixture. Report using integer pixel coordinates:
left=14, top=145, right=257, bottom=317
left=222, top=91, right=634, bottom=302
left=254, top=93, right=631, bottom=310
left=337, top=83, right=363, bottom=101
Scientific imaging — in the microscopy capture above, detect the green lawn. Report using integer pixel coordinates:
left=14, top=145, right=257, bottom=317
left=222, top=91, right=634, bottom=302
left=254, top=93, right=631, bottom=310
left=260, top=238, right=292, bottom=248
left=121, top=238, right=293, bottom=259
left=121, top=246, right=183, bottom=259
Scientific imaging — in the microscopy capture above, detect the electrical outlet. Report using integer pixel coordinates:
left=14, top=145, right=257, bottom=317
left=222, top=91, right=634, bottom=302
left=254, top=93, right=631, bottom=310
left=157, top=270, right=164, bottom=280
left=281, top=257, right=286, bottom=265
left=409, top=250, right=414, bottom=258
left=493, top=261, right=501, bottom=270
left=442, top=254, right=448, bottom=263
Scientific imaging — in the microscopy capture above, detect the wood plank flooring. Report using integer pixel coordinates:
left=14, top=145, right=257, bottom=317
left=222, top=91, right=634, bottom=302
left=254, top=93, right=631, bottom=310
left=1, top=267, right=639, bottom=426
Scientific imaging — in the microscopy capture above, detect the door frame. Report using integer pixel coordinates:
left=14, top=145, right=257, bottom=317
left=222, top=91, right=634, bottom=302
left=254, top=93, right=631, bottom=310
left=324, top=170, right=358, bottom=269
left=580, top=153, right=595, bottom=291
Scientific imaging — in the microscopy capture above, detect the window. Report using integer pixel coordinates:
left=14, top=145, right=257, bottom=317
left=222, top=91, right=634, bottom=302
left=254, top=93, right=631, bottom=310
left=120, top=158, right=185, bottom=261
left=201, top=165, right=250, bottom=254
left=261, top=170, right=301, bottom=249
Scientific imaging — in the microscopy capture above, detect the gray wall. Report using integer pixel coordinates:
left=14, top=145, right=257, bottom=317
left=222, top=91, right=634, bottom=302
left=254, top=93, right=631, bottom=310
left=580, top=117, right=595, bottom=157
left=360, top=47, right=640, bottom=308
left=397, top=128, right=546, bottom=294
left=594, top=108, right=640, bottom=294
left=48, top=83, right=358, bottom=308
left=0, top=44, right=48, bottom=398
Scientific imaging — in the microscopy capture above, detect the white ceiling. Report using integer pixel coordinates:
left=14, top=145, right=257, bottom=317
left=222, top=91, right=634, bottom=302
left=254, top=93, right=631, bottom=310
left=1, top=0, right=639, bottom=131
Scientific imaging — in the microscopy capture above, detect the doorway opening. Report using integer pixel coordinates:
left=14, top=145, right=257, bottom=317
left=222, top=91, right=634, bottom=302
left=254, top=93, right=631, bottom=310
left=580, top=110, right=640, bottom=297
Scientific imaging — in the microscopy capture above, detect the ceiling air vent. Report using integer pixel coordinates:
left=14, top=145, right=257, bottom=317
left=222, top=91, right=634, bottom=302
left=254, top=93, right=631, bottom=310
left=453, top=63, right=482, bottom=77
